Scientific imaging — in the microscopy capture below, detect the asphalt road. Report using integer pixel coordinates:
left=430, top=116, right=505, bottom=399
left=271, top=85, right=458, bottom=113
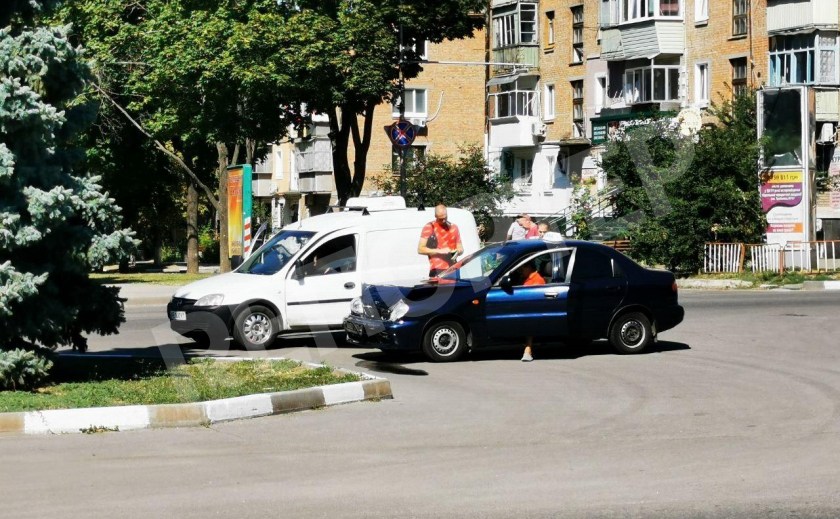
left=2, top=290, right=840, bottom=518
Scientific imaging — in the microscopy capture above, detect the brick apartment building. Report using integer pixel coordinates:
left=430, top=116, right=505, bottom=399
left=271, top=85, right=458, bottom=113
left=252, top=0, right=840, bottom=237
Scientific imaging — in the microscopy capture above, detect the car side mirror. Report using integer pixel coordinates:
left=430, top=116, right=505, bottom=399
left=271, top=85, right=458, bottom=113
left=292, top=259, right=304, bottom=279
left=500, top=275, right=513, bottom=294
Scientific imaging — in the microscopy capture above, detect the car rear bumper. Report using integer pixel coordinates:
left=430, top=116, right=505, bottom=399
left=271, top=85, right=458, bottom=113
left=343, top=315, right=423, bottom=351
left=656, top=304, right=685, bottom=333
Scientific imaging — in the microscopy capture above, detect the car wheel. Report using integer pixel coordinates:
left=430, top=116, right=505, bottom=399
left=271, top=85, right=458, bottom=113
left=609, top=312, right=652, bottom=354
left=233, top=305, right=278, bottom=350
left=422, top=321, right=467, bottom=362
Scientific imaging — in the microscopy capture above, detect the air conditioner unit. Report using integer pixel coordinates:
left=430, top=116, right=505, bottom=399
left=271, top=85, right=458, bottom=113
left=409, top=118, right=427, bottom=128
left=532, top=122, right=547, bottom=137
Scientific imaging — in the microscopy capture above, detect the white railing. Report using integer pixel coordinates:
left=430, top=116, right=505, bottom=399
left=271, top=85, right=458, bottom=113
left=703, top=242, right=744, bottom=273
left=746, top=241, right=840, bottom=273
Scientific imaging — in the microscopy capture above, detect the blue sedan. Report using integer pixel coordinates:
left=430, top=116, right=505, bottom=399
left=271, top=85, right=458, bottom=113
left=343, top=238, right=684, bottom=362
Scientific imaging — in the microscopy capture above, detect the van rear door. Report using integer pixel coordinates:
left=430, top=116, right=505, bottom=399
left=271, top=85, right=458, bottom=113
left=284, top=233, right=360, bottom=328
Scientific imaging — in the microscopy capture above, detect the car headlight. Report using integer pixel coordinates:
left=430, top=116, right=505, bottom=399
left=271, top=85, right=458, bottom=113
left=350, top=297, right=364, bottom=316
left=388, top=299, right=410, bottom=321
left=195, top=293, right=225, bottom=307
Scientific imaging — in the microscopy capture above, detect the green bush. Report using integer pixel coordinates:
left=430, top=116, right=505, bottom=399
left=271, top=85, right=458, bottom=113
left=159, top=243, right=184, bottom=263
left=198, top=224, right=220, bottom=263
left=0, top=349, right=53, bottom=391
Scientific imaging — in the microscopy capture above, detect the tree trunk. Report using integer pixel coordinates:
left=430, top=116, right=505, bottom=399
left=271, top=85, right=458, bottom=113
left=329, top=106, right=354, bottom=206
left=350, top=99, right=376, bottom=198
left=217, top=142, right=232, bottom=273
left=186, top=181, right=199, bottom=274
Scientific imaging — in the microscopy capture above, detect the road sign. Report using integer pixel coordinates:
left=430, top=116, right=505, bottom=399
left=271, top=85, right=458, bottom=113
left=388, top=120, right=416, bottom=148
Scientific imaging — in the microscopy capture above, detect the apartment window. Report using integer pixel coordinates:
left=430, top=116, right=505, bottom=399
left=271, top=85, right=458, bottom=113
left=731, top=57, right=748, bottom=96
left=491, top=82, right=539, bottom=118
left=695, top=62, right=710, bottom=105
left=623, top=60, right=680, bottom=103
left=493, top=2, right=538, bottom=48
left=768, top=33, right=840, bottom=86
left=572, top=80, right=584, bottom=138
left=546, top=11, right=555, bottom=45
left=392, top=88, right=428, bottom=118
left=620, top=0, right=681, bottom=23
left=732, top=0, right=748, bottom=37
left=391, top=145, right=426, bottom=171
left=572, top=6, right=584, bottom=63
left=544, top=84, right=556, bottom=119
left=594, top=75, right=607, bottom=113
left=695, top=0, right=708, bottom=22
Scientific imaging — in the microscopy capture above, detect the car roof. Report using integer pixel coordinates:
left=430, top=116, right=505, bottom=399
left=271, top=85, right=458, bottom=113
left=282, top=207, right=475, bottom=234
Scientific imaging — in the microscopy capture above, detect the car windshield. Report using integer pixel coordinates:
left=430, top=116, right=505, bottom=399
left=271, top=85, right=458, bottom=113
left=237, top=230, right=315, bottom=275
left=438, top=245, right=513, bottom=281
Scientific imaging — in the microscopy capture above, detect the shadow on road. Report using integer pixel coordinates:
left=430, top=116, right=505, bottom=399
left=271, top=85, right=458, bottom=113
left=350, top=339, right=691, bottom=369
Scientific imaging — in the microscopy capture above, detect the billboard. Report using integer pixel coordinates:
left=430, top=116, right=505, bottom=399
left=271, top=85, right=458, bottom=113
left=758, top=87, right=814, bottom=245
left=227, top=167, right=244, bottom=257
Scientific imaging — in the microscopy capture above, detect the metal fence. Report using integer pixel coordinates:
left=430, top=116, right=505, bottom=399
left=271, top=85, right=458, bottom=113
left=703, top=242, right=745, bottom=273
left=704, top=241, right=840, bottom=273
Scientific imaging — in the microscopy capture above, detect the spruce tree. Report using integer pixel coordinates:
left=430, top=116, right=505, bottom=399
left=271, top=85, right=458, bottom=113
left=0, top=2, right=135, bottom=351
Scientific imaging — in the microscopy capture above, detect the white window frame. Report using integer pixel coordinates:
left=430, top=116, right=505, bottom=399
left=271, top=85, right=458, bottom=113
left=695, top=0, right=708, bottom=23
left=594, top=74, right=607, bottom=113
left=392, top=88, right=428, bottom=118
left=623, top=61, right=681, bottom=104
left=546, top=11, right=555, bottom=45
left=695, top=61, right=710, bottom=106
left=769, top=32, right=840, bottom=86
left=492, top=1, right=539, bottom=49
left=490, top=84, right=540, bottom=119
left=544, top=83, right=556, bottom=120
left=620, top=0, right=682, bottom=23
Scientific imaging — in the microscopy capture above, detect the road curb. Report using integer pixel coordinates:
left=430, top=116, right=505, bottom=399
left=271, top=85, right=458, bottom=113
left=676, top=279, right=754, bottom=289
left=0, top=360, right=392, bottom=436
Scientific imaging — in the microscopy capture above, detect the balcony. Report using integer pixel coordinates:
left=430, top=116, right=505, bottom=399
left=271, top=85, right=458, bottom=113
left=492, top=45, right=539, bottom=75
left=295, top=138, right=332, bottom=174
left=600, top=20, right=684, bottom=61
left=489, top=88, right=542, bottom=148
left=252, top=174, right=277, bottom=198
left=767, top=0, right=838, bottom=33
left=298, top=171, right=333, bottom=193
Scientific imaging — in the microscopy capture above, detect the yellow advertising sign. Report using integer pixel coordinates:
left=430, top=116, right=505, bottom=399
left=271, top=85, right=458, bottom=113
left=765, top=171, right=802, bottom=184
left=227, top=167, right=243, bottom=257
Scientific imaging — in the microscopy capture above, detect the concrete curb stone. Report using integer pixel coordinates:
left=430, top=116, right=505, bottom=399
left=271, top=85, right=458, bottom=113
left=0, top=359, right=392, bottom=436
left=676, top=279, right=754, bottom=289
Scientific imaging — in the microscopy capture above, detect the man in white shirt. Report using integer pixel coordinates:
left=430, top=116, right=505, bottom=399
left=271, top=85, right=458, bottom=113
left=506, top=214, right=530, bottom=241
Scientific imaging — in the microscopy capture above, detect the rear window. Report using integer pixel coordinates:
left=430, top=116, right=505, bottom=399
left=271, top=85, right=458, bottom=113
left=570, top=248, right=614, bottom=281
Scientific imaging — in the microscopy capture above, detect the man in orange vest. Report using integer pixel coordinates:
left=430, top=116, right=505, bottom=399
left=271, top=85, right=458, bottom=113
left=418, top=204, right=464, bottom=277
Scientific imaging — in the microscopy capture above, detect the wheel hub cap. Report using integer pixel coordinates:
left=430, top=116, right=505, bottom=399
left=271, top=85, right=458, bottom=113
left=432, top=328, right=458, bottom=356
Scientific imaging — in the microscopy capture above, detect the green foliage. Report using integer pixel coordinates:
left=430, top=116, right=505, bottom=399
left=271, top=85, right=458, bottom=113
left=1, top=2, right=136, bottom=350
left=600, top=93, right=765, bottom=274
left=570, top=187, right=594, bottom=240
left=0, top=349, right=53, bottom=391
left=376, top=145, right=513, bottom=240
left=198, top=224, right=219, bottom=263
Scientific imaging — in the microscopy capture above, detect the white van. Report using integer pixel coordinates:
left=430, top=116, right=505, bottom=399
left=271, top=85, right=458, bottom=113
left=167, top=197, right=480, bottom=348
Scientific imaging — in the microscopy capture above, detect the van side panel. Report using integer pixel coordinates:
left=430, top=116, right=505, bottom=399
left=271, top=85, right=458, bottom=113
left=362, top=228, right=429, bottom=285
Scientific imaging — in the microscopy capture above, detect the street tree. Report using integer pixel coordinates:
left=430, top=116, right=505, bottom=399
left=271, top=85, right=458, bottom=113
left=376, top=145, right=513, bottom=240
left=0, top=2, right=135, bottom=351
left=60, top=1, right=295, bottom=272
left=241, top=0, right=487, bottom=205
left=600, top=93, right=765, bottom=274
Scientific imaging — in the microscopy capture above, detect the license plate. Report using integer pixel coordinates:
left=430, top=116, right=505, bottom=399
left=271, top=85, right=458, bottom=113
left=169, top=311, right=186, bottom=321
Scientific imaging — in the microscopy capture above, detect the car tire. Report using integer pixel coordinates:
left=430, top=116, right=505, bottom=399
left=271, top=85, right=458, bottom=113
left=233, top=305, right=278, bottom=350
left=609, top=312, right=652, bottom=354
left=422, top=321, right=467, bottom=362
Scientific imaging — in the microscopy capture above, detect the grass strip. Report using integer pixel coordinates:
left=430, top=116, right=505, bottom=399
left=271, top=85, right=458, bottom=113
left=91, top=272, right=214, bottom=285
left=0, top=358, right=360, bottom=413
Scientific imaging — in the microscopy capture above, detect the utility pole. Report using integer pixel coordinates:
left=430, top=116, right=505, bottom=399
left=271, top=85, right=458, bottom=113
left=398, top=20, right=407, bottom=198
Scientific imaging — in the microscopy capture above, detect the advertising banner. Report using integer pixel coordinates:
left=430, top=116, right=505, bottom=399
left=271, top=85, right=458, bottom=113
left=760, top=170, right=805, bottom=236
left=227, top=167, right=244, bottom=257
left=830, top=147, right=840, bottom=210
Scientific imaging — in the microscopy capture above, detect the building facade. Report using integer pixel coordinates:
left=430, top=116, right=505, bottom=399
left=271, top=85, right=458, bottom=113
left=254, top=0, right=840, bottom=238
